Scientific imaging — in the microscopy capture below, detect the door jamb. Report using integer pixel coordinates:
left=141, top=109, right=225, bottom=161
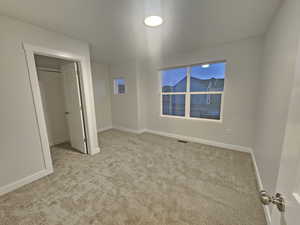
left=23, top=43, right=100, bottom=173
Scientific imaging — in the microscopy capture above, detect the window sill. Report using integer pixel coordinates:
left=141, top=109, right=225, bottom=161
left=160, top=114, right=223, bottom=123
left=113, top=93, right=126, bottom=96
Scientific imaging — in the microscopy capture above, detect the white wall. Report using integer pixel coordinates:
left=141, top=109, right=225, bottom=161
left=136, top=62, right=147, bottom=131
left=38, top=70, right=69, bottom=146
left=0, top=15, right=96, bottom=193
left=109, top=61, right=140, bottom=131
left=91, top=62, right=112, bottom=131
left=108, top=37, right=262, bottom=149
left=141, top=37, right=263, bottom=149
left=254, top=0, right=300, bottom=195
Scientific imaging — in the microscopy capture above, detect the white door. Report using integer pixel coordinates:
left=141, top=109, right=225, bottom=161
left=270, top=48, right=300, bottom=225
left=61, top=62, right=87, bottom=154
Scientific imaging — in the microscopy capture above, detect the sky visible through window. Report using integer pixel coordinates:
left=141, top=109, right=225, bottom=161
left=162, top=62, right=225, bottom=87
left=191, top=62, right=225, bottom=80
left=116, top=79, right=125, bottom=85
left=162, top=67, right=187, bottom=87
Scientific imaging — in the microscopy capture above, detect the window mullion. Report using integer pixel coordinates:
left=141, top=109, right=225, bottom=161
left=185, top=67, right=191, bottom=118
left=187, top=66, right=190, bottom=92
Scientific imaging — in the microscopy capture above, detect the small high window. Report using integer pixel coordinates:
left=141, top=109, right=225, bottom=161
left=113, top=78, right=126, bottom=95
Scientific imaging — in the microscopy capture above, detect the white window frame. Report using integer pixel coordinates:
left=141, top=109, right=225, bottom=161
left=159, top=61, right=226, bottom=122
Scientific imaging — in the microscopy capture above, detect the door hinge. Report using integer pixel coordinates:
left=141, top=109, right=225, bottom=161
left=84, top=137, right=87, bottom=143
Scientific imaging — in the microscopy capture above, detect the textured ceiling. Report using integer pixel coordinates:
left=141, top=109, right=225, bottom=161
left=0, top=0, right=282, bottom=63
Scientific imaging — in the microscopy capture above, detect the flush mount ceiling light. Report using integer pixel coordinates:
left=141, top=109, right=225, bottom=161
left=144, top=16, right=163, bottom=27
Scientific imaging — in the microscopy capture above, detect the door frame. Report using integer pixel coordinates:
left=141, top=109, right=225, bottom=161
left=23, top=43, right=100, bottom=172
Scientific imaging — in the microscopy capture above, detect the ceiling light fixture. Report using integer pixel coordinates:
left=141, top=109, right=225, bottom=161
left=144, top=16, right=163, bottom=27
left=202, top=64, right=210, bottom=68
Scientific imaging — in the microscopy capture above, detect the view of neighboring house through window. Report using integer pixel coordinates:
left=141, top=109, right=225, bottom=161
left=161, top=67, right=187, bottom=116
left=160, top=61, right=226, bottom=120
left=113, top=78, right=126, bottom=95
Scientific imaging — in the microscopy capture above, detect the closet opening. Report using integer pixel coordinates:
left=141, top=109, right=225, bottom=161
left=34, top=54, right=88, bottom=155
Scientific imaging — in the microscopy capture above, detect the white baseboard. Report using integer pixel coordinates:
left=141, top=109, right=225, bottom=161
left=50, top=139, right=69, bottom=147
left=97, top=126, right=113, bottom=133
left=112, top=126, right=144, bottom=134
left=138, top=129, right=147, bottom=134
left=250, top=151, right=272, bottom=225
left=144, top=129, right=252, bottom=153
left=0, top=168, right=53, bottom=196
left=111, top=127, right=252, bottom=153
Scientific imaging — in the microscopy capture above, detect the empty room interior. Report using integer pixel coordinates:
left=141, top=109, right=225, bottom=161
left=0, top=0, right=300, bottom=225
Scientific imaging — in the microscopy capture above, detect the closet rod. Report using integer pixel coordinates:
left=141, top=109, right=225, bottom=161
left=36, top=66, right=61, bottom=73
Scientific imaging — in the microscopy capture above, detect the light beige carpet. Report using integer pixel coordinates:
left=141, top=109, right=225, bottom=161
left=0, top=129, right=266, bottom=225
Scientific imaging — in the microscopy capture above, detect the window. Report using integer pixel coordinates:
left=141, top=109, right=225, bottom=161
left=160, top=61, right=226, bottom=121
left=113, top=78, right=126, bottom=95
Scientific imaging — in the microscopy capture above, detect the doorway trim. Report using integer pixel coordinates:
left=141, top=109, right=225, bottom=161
left=23, top=43, right=100, bottom=172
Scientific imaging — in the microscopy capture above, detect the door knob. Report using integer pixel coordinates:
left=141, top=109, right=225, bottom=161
left=65, top=112, right=70, bottom=115
left=260, top=190, right=285, bottom=212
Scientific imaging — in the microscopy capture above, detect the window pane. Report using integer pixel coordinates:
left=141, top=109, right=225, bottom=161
left=161, top=67, right=187, bottom=92
left=162, top=94, right=185, bottom=116
left=190, top=62, right=225, bottom=92
left=118, top=84, right=125, bottom=94
left=190, top=94, right=222, bottom=120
